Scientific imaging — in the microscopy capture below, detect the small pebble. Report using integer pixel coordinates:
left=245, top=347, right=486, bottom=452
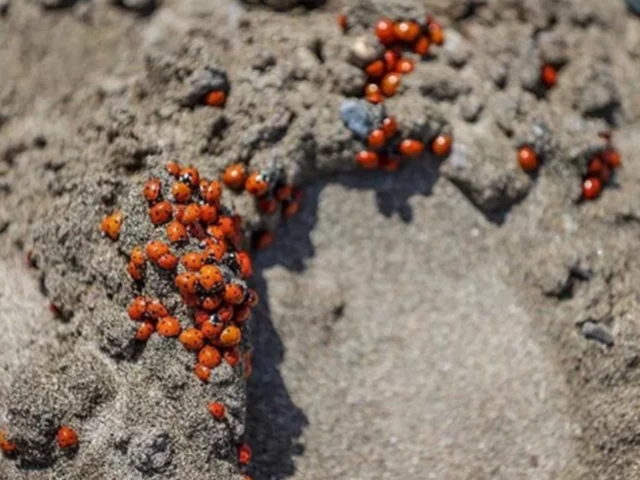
left=581, top=321, right=614, bottom=347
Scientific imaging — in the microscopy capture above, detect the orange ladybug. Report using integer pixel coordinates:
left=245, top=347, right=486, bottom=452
left=56, top=426, right=78, bottom=449
left=399, top=139, right=425, bottom=157
left=171, top=182, right=192, bottom=203
left=381, top=117, right=398, bottom=138
left=179, top=328, right=205, bottom=351
left=201, top=295, right=223, bottom=311
left=128, top=297, right=148, bottom=321
left=157, top=316, right=181, bottom=337
left=223, top=283, right=245, bottom=305
left=206, top=91, right=226, bottom=107
left=181, top=204, right=201, bottom=225
left=0, top=431, right=17, bottom=456
left=175, top=272, right=199, bottom=295
left=217, top=304, right=234, bottom=323
left=166, top=161, right=181, bottom=177
left=365, top=60, right=385, bottom=79
left=146, top=241, right=169, bottom=262
left=179, top=167, right=200, bottom=188
left=394, top=21, right=420, bottom=43
left=200, top=204, right=218, bottom=224
left=201, top=320, right=224, bottom=340
left=427, top=20, right=445, bottom=45
left=583, top=177, right=602, bottom=200
left=199, top=265, right=224, bottom=291
left=368, top=129, right=386, bottom=149
left=381, top=73, right=401, bottom=97
left=143, top=178, right=162, bottom=203
left=146, top=299, right=169, bottom=319
left=224, top=348, right=241, bottom=366
left=208, top=402, right=226, bottom=420
left=375, top=18, right=396, bottom=45
left=182, top=252, right=204, bottom=271
left=149, top=201, right=173, bottom=226
left=222, top=164, right=247, bottom=190
left=253, top=231, right=274, bottom=250
left=157, top=253, right=179, bottom=270
left=100, top=210, right=123, bottom=240
left=166, top=221, right=188, bottom=244
left=245, top=172, right=270, bottom=197
left=431, top=134, right=452, bottom=157
left=356, top=151, right=380, bottom=169
left=198, top=346, right=222, bottom=368
left=238, top=443, right=252, bottom=465
left=136, top=321, right=155, bottom=341
left=130, top=246, right=145, bottom=266
left=518, top=146, right=538, bottom=172
left=219, top=325, right=242, bottom=347
left=245, top=288, right=259, bottom=307
left=541, top=64, right=557, bottom=88
left=233, top=306, right=251, bottom=324
left=236, top=251, right=253, bottom=279
left=414, top=35, right=430, bottom=56
left=204, top=180, right=222, bottom=205
left=127, top=261, right=143, bottom=281
left=194, top=363, right=211, bottom=382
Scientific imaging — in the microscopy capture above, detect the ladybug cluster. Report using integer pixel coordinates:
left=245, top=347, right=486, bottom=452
left=1, top=425, right=78, bottom=459
left=221, top=162, right=302, bottom=250
left=345, top=15, right=445, bottom=104
left=355, top=114, right=453, bottom=170
left=101, top=161, right=265, bottom=477
left=517, top=134, right=622, bottom=202
left=582, top=134, right=622, bottom=201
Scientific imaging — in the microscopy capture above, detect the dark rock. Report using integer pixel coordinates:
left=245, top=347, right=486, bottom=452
left=339, top=99, right=386, bottom=141
left=582, top=321, right=614, bottom=347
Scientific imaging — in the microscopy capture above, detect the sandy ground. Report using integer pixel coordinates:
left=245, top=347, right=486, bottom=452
left=1, top=0, right=640, bottom=479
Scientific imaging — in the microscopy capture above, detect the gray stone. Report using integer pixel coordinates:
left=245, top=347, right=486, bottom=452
left=582, top=321, right=614, bottom=347
left=339, top=99, right=386, bottom=141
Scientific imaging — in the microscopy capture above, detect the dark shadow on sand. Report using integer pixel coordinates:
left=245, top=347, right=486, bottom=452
left=245, top=157, right=440, bottom=478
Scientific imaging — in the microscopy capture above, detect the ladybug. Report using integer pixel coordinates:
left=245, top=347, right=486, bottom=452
left=181, top=293, right=200, bottom=308
left=381, top=73, right=401, bottom=97
left=193, top=309, right=210, bottom=326
left=200, top=204, right=218, bottom=225
left=194, top=363, right=211, bottom=382
left=253, top=230, right=274, bottom=250
left=100, top=210, right=123, bottom=240
left=204, top=180, right=223, bottom=205
left=220, top=325, right=242, bottom=347
left=166, top=221, right=188, bottom=244
left=365, top=60, right=385, bottom=79
left=222, top=163, right=247, bottom=190
left=233, top=305, right=251, bottom=324
left=238, top=443, right=252, bottom=465
left=206, top=90, right=226, bottom=107
left=208, top=402, right=226, bottom=420
left=414, top=35, right=430, bottom=56
left=157, top=316, right=181, bottom=337
left=394, top=21, right=420, bottom=43
left=56, top=426, right=78, bottom=449
left=0, top=431, right=17, bottom=456
left=381, top=155, right=402, bottom=172
left=135, top=321, right=155, bottom=341
left=518, top=146, right=538, bottom=172
left=258, top=197, right=278, bottom=215
left=198, top=346, right=222, bottom=368
left=375, top=18, right=396, bottom=45
left=223, top=348, right=241, bottom=366
left=245, top=172, right=270, bottom=197
left=201, top=319, right=225, bottom=340
left=541, top=64, right=557, bottom=88
left=149, top=201, right=173, bottom=226
left=217, top=216, right=238, bottom=240
left=179, top=328, right=205, bottom=351
left=396, top=58, right=415, bottom=74
left=431, top=134, right=452, bottom=157
left=130, top=246, right=145, bottom=266
left=128, top=297, right=148, bottom=321
left=146, top=299, right=169, bottom=319
left=127, top=261, right=143, bottom=281
left=384, top=50, right=398, bottom=72
left=236, top=251, right=253, bottom=279
left=199, top=265, right=224, bottom=291
left=157, top=253, right=179, bottom=270
left=171, top=182, right=192, bottom=203
left=175, top=272, right=198, bottom=296
left=603, top=148, right=621, bottom=169
left=283, top=200, right=301, bottom=218
left=204, top=242, right=227, bottom=264
left=245, top=289, right=259, bottom=307
left=202, top=295, right=223, bottom=312
left=182, top=252, right=204, bottom=271
left=399, top=139, right=425, bottom=157
left=206, top=225, right=226, bottom=243
left=146, top=241, right=169, bottom=262
left=381, top=117, right=398, bottom=138
left=166, top=161, right=181, bottom=177
left=356, top=151, right=380, bottom=169
left=583, top=177, right=602, bottom=200
left=337, top=12, right=348, bottom=31
left=427, top=19, right=445, bottom=45
left=179, top=166, right=200, bottom=188
left=143, top=178, right=162, bottom=203
left=218, top=304, right=234, bottom=323
left=275, top=185, right=293, bottom=202
left=223, top=283, right=245, bottom=305
left=368, top=129, right=386, bottom=149
left=181, top=204, right=201, bottom=225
